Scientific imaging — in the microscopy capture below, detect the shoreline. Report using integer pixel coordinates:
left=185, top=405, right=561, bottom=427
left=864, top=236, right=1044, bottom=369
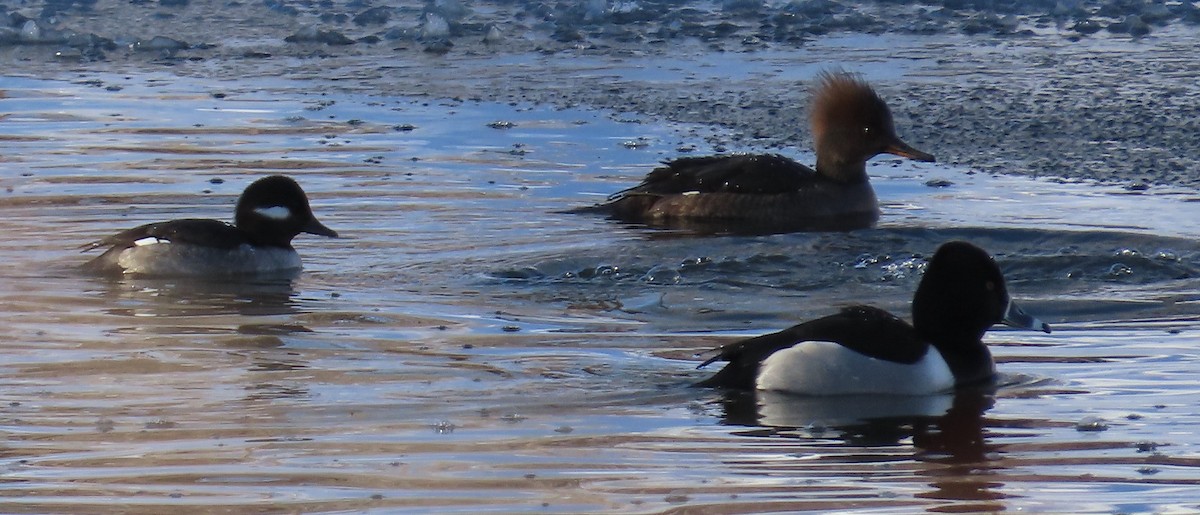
left=4, top=1, right=1200, bottom=190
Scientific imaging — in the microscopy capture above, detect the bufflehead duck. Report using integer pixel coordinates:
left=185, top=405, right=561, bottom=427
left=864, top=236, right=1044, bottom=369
left=82, top=175, right=337, bottom=277
left=697, top=241, right=1050, bottom=395
left=572, top=70, right=934, bottom=232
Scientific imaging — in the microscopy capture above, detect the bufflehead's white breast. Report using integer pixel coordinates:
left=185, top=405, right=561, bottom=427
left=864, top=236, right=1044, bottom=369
left=755, top=340, right=955, bottom=396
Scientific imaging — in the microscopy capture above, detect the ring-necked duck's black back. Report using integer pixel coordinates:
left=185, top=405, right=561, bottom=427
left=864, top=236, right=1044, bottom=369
left=697, top=241, right=1050, bottom=395
left=570, top=70, right=934, bottom=233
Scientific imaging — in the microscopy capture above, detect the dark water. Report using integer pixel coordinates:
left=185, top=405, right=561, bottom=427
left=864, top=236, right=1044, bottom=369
left=2, top=73, right=1200, bottom=513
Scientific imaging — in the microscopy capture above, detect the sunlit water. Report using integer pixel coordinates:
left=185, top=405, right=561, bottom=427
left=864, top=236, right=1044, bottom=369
left=3, top=73, right=1200, bottom=513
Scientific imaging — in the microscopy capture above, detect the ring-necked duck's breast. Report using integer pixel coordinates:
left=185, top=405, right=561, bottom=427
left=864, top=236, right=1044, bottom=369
left=697, top=242, right=1051, bottom=396
left=573, top=70, right=934, bottom=231
left=83, top=175, right=337, bottom=278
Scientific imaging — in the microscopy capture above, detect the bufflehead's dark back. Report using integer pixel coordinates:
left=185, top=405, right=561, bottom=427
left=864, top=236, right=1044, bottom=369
left=82, top=175, right=337, bottom=277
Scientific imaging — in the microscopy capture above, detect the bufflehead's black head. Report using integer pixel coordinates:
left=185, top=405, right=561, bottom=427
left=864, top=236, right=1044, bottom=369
left=811, top=70, right=934, bottom=182
left=234, top=175, right=337, bottom=247
left=913, top=241, right=1050, bottom=347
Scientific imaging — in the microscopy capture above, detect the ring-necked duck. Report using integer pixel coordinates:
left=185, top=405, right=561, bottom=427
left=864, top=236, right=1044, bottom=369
left=697, top=241, right=1050, bottom=395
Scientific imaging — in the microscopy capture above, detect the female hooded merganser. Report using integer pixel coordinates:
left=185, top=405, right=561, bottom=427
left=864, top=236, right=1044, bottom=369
left=575, top=71, right=934, bottom=232
left=82, top=175, right=338, bottom=277
left=697, top=241, right=1051, bottom=395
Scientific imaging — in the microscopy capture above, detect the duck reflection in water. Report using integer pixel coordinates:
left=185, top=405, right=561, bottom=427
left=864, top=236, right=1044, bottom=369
left=86, top=274, right=315, bottom=359
left=89, top=273, right=305, bottom=319
left=714, top=387, right=1006, bottom=508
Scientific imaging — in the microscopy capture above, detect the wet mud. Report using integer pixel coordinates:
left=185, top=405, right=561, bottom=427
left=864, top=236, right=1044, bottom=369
left=3, top=0, right=1200, bottom=189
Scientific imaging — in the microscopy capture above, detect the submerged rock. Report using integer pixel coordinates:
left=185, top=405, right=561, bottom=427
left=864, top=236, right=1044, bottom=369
left=285, top=26, right=355, bottom=45
left=1072, top=19, right=1103, bottom=34
left=482, top=24, right=502, bottom=44
left=1108, top=15, right=1151, bottom=37
left=421, top=12, right=451, bottom=40
left=263, top=0, right=299, bottom=16
left=132, top=35, right=189, bottom=52
left=428, top=0, right=470, bottom=22
left=353, top=6, right=392, bottom=26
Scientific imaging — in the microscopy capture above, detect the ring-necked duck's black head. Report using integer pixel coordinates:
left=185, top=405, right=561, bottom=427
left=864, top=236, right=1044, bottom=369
left=235, top=175, right=338, bottom=248
left=913, top=241, right=1051, bottom=348
left=811, top=71, right=935, bottom=183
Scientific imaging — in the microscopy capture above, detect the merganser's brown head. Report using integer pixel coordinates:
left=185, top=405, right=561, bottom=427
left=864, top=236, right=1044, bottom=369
left=810, top=70, right=934, bottom=183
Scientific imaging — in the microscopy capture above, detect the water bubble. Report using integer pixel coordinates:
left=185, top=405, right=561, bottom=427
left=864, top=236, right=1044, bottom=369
left=1107, top=263, right=1133, bottom=277
left=483, top=25, right=503, bottom=44
left=679, top=256, right=712, bottom=270
left=853, top=253, right=882, bottom=269
left=433, top=420, right=457, bottom=434
left=1154, top=249, right=1179, bottom=261
left=578, top=265, right=621, bottom=279
left=20, top=20, right=40, bottom=42
left=881, top=257, right=925, bottom=281
left=642, top=264, right=681, bottom=285
left=1114, top=248, right=1141, bottom=258
left=1075, top=416, right=1108, bottom=432
left=421, top=13, right=451, bottom=39
left=1134, top=441, right=1159, bottom=452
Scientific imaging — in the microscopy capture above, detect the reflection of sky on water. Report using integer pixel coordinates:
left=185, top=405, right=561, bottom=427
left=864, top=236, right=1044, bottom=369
left=0, top=73, right=1199, bottom=513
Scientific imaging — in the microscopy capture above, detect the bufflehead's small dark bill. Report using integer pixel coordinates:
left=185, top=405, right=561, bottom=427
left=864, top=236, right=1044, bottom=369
left=697, top=241, right=1050, bottom=396
left=82, top=175, right=337, bottom=277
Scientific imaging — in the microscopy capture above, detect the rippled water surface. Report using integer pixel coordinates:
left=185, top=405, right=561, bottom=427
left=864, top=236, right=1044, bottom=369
left=3, top=74, right=1200, bottom=513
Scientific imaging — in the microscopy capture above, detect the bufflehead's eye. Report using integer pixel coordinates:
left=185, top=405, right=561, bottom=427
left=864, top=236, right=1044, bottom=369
left=254, top=206, right=292, bottom=220
left=985, top=281, right=995, bottom=292
left=862, top=126, right=871, bottom=135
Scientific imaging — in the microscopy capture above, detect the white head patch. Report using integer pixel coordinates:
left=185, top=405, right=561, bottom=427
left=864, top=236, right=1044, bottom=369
left=134, top=236, right=168, bottom=247
left=253, top=206, right=292, bottom=221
